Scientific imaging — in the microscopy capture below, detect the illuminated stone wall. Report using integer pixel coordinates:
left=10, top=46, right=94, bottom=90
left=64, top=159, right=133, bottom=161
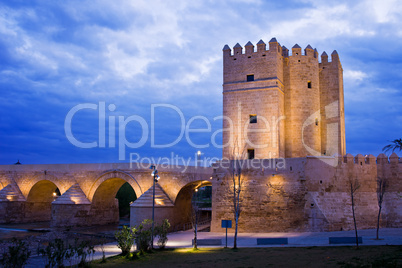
left=0, top=154, right=400, bottom=232
left=222, top=38, right=346, bottom=159
left=211, top=153, right=402, bottom=232
left=0, top=163, right=212, bottom=228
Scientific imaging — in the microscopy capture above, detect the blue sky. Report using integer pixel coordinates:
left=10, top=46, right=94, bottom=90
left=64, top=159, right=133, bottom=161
left=0, top=0, right=401, bottom=165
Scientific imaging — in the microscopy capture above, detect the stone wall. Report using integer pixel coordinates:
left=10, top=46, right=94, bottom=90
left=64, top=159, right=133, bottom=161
left=211, top=154, right=402, bottom=233
left=51, top=204, right=92, bottom=228
left=0, top=156, right=400, bottom=232
left=0, top=163, right=212, bottom=227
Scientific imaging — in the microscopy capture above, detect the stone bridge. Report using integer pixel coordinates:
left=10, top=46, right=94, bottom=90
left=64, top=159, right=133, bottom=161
left=0, top=163, right=212, bottom=228
left=1, top=153, right=401, bottom=233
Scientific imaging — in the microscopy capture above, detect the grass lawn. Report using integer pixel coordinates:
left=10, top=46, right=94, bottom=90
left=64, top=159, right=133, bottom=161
left=91, top=246, right=402, bottom=267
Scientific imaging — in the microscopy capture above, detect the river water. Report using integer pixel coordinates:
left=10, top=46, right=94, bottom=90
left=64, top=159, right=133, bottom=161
left=0, top=219, right=127, bottom=241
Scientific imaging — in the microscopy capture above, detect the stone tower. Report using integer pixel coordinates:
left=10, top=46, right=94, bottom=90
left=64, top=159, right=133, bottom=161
left=222, top=38, right=345, bottom=159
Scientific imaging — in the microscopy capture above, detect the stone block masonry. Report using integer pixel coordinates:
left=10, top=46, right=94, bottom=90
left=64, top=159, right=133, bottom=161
left=222, top=38, right=345, bottom=160
left=210, top=153, right=401, bottom=232
left=0, top=163, right=212, bottom=229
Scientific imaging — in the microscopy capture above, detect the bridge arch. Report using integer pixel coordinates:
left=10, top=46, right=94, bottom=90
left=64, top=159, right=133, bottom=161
left=88, top=170, right=143, bottom=202
left=25, top=179, right=61, bottom=222
left=86, top=170, right=141, bottom=225
left=27, top=180, right=59, bottom=203
left=21, top=173, right=64, bottom=199
left=23, top=173, right=66, bottom=200
left=173, top=180, right=212, bottom=229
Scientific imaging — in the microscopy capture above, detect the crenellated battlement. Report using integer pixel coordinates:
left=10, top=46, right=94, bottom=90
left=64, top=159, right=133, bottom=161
left=223, top=37, right=339, bottom=64
left=340, top=153, right=401, bottom=165
left=223, top=38, right=283, bottom=59
left=339, top=152, right=401, bottom=165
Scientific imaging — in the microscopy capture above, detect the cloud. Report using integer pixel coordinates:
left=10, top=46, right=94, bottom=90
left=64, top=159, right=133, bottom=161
left=344, top=70, right=368, bottom=82
left=0, top=0, right=401, bottom=163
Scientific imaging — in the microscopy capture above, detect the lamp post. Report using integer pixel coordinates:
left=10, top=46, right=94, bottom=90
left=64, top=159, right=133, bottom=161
left=150, top=164, right=160, bottom=249
left=196, top=150, right=201, bottom=167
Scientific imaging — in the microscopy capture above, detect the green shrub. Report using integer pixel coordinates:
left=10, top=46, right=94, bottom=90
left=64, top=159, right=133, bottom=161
left=115, top=225, right=136, bottom=256
left=135, top=219, right=153, bottom=253
left=38, top=238, right=95, bottom=268
left=0, top=239, right=31, bottom=268
left=76, top=240, right=95, bottom=267
left=155, top=219, right=170, bottom=249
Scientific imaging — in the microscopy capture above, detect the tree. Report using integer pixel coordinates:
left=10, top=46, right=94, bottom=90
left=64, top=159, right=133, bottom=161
left=190, top=189, right=202, bottom=249
left=183, top=172, right=206, bottom=250
left=376, top=177, right=387, bottom=240
left=348, top=177, right=360, bottom=249
left=382, top=138, right=402, bottom=154
left=225, top=140, right=247, bottom=249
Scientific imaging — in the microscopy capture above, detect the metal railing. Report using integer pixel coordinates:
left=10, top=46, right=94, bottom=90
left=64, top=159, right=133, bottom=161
left=174, top=217, right=211, bottom=232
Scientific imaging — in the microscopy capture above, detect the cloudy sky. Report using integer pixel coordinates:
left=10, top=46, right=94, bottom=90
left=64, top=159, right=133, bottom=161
left=0, top=0, right=401, bottom=165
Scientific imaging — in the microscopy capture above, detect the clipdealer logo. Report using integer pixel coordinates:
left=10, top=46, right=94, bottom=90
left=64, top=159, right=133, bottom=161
left=64, top=101, right=341, bottom=167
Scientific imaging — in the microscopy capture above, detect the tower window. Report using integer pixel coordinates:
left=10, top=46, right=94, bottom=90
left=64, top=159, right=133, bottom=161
left=247, top=74, right=254, bottom=81
left=247, top=149, right=255, bottom=159
left=249, top=114, right=257, bottom=124
left=308, top=81, right=312, bottom=88
left=315, top=118, right=318, bottom=126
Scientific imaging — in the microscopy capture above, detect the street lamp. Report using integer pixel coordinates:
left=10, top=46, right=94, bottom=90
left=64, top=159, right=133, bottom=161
left=150, top=164, right=160, bottom=249
left=196, top=151, right=202, bottom=167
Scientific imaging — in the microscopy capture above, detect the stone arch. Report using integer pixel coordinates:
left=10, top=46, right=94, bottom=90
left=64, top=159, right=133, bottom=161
left=88, top=170, right=143, bottom=202
left=27, top=180, right=59, bottom=203
left=21, top=173, right=64, bottom=199
left=173, top=180, right=212, bottom=228
left=174, top=180, right=212, bottom=204
left=25, top=179, right=60, bottom=222
left=158, top=167, right=213, bottom=204
left=86, top=170, right=141, bottom=225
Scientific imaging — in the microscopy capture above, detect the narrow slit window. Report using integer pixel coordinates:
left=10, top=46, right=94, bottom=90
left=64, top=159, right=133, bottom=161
left=247, top=74, right=254, bottom=81
left=249, top=114, right=257, bottom=124
left=308, top=81, right=312, bottom=88
left=247, top=149, right=255, bottom=160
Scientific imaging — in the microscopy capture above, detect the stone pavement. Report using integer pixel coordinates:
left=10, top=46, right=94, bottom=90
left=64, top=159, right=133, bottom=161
left=166, top=228, right=402, bottom=248
left=25, top=228, right=402, bottom=267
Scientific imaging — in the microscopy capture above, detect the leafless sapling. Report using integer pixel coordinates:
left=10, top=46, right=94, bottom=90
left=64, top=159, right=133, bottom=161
left=376, top=177, right=387, bottom=240
left=348, top=176, right=361, bottom=249
left=225, top=140, right=247, bottom=249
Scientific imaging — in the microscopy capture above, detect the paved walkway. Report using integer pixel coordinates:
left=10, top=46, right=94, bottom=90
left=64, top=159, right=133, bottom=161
left=166, top=228, right=402, bottom=248
left=25, top=228, right=402, bottom=267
